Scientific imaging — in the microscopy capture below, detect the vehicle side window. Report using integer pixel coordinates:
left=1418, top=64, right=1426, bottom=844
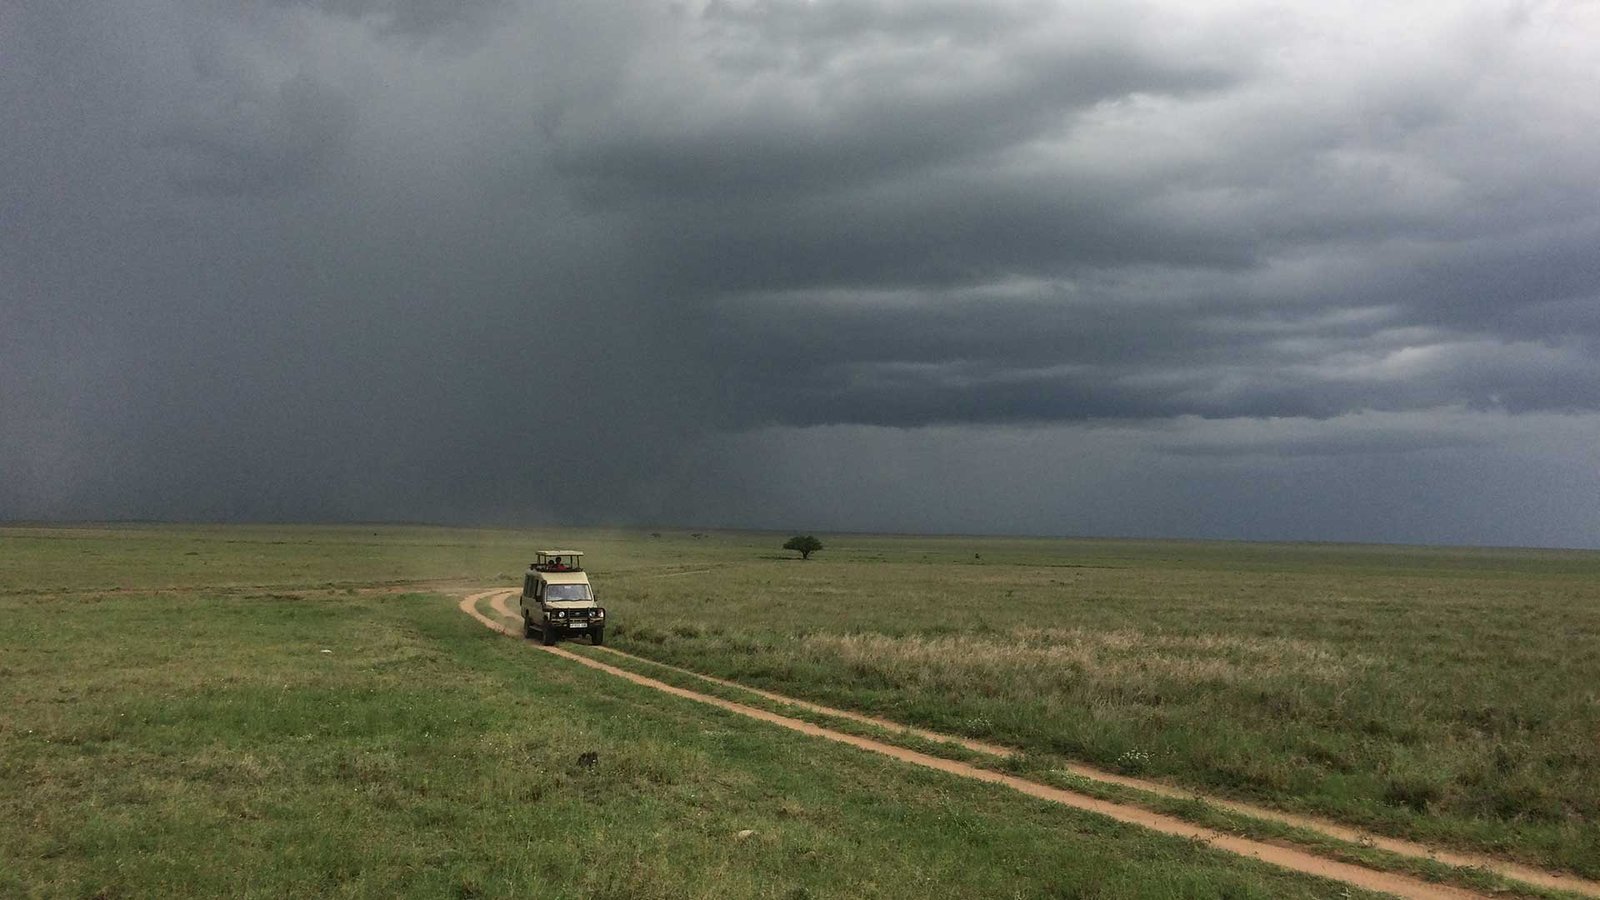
left=523, top=575, right=534, bottom=596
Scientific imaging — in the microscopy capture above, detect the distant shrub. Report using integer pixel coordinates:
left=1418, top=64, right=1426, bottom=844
left=783, top=535, right=823, bottom=560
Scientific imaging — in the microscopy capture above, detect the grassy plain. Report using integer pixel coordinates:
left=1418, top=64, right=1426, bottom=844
left=1, top=524, right=1378, bottom=899
left=596, top=532, right=1600, bottom=878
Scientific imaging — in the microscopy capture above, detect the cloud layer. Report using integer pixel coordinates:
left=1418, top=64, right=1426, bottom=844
left=5, top=0, right=1599, bottom=545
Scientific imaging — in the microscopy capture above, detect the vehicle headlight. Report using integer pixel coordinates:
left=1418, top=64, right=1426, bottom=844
left=555, top=610, right=566, bottom=618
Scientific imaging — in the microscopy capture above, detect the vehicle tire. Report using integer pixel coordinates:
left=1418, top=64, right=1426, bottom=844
left=541, top=619, right=557, bottom=646
left=522, top=613, right=535, bottom=639
left=591, top=626, right=605, bottom=647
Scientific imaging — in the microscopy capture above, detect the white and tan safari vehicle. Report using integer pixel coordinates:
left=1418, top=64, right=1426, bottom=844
left=519, top=550, right=606, bottom=646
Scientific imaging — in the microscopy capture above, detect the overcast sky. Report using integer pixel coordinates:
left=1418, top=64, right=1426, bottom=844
left=5, top=0, right=1600, bottom=547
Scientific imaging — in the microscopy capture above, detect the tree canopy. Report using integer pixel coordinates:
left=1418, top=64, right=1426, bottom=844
left=783, top=535, right=823, bottom=560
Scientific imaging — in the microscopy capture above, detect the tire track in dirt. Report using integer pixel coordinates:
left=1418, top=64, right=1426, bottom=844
left=483, top=588, right=1012, bottom=757
left=653, top=568, right=714, bottom=578
left=460, top=589, right=1591, bottom=900
left=579, top=638, right=1600, bottom=898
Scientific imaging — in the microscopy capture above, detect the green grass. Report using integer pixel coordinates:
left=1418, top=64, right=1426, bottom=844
left=559, top=643, right=1582, bottom=899
left=594, top=532, right=1600, bottom=878
left=1, top=525, right=1383, bottom=898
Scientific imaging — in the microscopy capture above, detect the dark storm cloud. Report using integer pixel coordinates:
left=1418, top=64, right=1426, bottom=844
left=550, top=7, right=1232, bottom=203
left=5, top=0, right=1600, bottom=545
left=520, top=1, right=1600, bottom=432
left=696, top=279, right=1600, bottom=427
left=160, top=71, right=355, bottom=195
left=267, top=0, right=506, bottom=37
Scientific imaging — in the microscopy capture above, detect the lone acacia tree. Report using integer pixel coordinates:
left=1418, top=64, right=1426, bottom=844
left=783, top=535, right=823, bottom=560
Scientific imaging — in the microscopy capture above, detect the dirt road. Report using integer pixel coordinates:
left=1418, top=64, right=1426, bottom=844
left=462, top=588, right=1598, bottom=900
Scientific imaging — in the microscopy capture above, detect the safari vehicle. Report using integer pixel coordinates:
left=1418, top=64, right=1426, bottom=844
left=520, top=550, right=606, bottom=646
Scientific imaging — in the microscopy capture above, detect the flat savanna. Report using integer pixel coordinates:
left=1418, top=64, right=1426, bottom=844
left=608, top=533, right=1600, bottom=876
left=2, top=524, right=1596, bottom=897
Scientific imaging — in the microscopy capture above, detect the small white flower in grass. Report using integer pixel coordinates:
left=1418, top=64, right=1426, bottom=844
left=1116, top=748, right=1151, bottom=771
left=320, top=649, right=332, bottom=654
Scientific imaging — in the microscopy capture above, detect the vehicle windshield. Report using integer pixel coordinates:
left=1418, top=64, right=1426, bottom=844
left=545, top=584, right=592, bottom=601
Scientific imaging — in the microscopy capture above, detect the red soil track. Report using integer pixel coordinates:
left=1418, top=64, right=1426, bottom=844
left=462, top=588, right=1599, bottom=900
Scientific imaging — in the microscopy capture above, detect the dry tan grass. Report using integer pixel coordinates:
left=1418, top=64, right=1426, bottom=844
left=799, top=628, right=1371, bottom=693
